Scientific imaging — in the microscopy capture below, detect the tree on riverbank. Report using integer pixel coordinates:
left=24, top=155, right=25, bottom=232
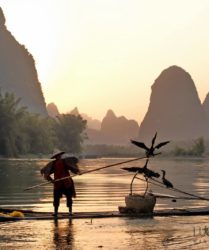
left=0, top=92, right=26, bottom=156
left=55, top=114, right=87, bottom=153
left=173, top=137, right=205, bottom=157
left=0, top=91, right=87, bottom=157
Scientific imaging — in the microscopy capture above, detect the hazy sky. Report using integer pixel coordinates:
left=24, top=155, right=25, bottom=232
left=0, top=0, right=209, bottom=123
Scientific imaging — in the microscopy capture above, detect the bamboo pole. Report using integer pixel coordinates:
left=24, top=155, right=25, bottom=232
left=24, top=156, right=146, bottom=191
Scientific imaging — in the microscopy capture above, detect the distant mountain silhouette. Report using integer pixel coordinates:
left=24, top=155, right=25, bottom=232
left=69, top=107, right=101, bottom=130
left=47, top=103, right=59, bottom=117
left=203, top=93, right=209, bottom=123
left=139, top=66, right=209, bottom=142
left=0, top=7, right=47, bottom=116
left=86, top=109, right=139, bottom=144
left=56, top=107, right=139, bottom=144
left=81, top=113, right=101, bottom=130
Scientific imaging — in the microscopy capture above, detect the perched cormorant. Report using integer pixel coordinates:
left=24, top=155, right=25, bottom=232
left=161, top=170, right=173, bottom=188
left=143, top=167, right=160, bottom=178
left=131, top=132, right=170, bottom=157
left=143, top=159, right=160, bottom=178
left=122, top=159, right=160, bottom=178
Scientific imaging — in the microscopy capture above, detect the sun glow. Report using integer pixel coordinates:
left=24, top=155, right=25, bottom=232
left=1, top=0, right=209, bottom=122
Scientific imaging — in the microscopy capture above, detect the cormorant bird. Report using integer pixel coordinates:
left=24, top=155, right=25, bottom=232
left=131, top=132, right=170, bottom=157
left=143, top=159, right=160, bottom=178
left=122, top=159, right=160, bottom=178
left=143, top=167, right=160, bottom=178
left=161, top=170, right=173, bottom=188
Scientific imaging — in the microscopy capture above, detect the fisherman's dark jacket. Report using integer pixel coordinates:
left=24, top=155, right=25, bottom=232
left=40, top=158, right=79, bottom=197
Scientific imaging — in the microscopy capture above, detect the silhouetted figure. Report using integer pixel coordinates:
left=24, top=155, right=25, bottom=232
left=41, top=151, right=80, bottom=217
left=122, top=159, right=160, bottom=178
left=131, top=132, right=170, bottom=157
left=161, top=170, right=173, bottom=188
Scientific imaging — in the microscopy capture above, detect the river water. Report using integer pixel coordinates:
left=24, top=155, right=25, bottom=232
left=0, top=157, right=209, bottom=249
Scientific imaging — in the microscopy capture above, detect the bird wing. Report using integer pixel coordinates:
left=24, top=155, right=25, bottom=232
left=155, top=141, right=170, bottom=149
left=131, top=140, right=149, bottom=151
left=121, top=167, right=144, bottom=173
left=151, top=132, right=157, bottom=147
left=144, top=169, right=160, bottom=178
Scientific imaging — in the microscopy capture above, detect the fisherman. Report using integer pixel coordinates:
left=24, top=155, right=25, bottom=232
left=40, top=151, right=80, bottom=217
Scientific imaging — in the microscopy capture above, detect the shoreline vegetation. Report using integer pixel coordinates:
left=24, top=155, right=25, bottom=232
left=0, top=91, right=87, bottom=158
left=1, top=91, right=209, bottom=159
left=82, top=137, right=209, bottom=158
left=0, top=137, right=209, bottom=160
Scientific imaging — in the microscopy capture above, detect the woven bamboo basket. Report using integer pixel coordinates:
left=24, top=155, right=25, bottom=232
left=125, top=193, right=156, bottom=213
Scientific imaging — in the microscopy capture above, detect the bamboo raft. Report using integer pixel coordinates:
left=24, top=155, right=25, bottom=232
left=1, top=206, right=209, bottom=222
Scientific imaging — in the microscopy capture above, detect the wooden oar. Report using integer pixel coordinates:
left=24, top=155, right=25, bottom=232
left=24, top=156, right=147, bottom=191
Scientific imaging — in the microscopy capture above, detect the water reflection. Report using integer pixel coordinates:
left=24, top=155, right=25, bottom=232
left=1, top=215, right=209, bottom=249
left=53, top=219, right=74, bottom=249
left=122, top=216, right=209, bottom=250
left=124, top=218, right=163, bottom=249
left=0, top=159, right=46, bottom=209
left=1, top=158, right=209, bottom=212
